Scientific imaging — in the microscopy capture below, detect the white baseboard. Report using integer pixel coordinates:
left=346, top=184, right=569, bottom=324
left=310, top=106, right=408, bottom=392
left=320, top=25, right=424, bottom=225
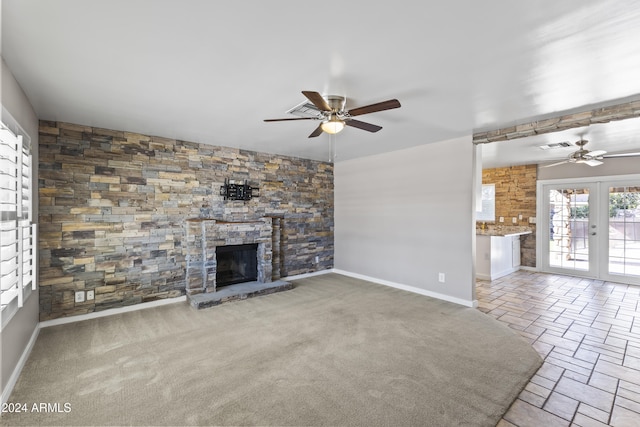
left=332, top=269, right=478, bottom=308
left=1, top=324, right=39, bottom=406
left=40, top=296, right=187, bottom=328
left=283, top=269, right=333, bottom=281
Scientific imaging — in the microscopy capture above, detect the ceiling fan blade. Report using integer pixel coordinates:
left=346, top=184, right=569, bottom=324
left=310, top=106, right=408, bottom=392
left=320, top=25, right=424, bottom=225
left=541, top=160, right=569, bottom=168
left=264, top=117, right=318, bottom=122
left=308, top=124, right=324, bottom=138
left=348, top=99, right=401, bottom=117
left=584, top=159, right=603, bottom=167
left=302, top=91, right=332, bottom=112
left=603, top=152, right=640, bottom=158
left=588, top=150, right=607, bottom=157
left=345, top=119, right=383, bottom=133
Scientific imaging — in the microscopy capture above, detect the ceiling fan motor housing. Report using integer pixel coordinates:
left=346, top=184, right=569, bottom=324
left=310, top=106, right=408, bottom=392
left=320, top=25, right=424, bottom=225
left=326, top=95, right=346, bottom=114
left=570, top=149, right=588, bottom=162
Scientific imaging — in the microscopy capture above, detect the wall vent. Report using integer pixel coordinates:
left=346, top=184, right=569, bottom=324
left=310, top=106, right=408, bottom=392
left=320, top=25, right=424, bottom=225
left=538, top=141, right=572, bottom=150
left=286, top=101, right=324, bottom=119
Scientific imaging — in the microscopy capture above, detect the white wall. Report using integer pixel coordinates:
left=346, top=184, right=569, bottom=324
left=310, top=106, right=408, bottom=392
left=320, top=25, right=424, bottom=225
left=1, top=57, right=39, bottom=403
left=538, top=156, right=640, bottom=180
left=334, top=135, right=477, bottom=306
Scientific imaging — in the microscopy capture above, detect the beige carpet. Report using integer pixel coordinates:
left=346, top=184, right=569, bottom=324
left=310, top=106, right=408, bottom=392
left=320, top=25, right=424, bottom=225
left=3, top=273, right=541, bottom=426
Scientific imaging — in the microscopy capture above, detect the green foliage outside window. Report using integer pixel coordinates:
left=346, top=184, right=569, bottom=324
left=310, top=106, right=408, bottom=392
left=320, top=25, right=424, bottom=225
left=610, top=192, right=640, bottom=218
left=570, top=205, right=589, bottom=219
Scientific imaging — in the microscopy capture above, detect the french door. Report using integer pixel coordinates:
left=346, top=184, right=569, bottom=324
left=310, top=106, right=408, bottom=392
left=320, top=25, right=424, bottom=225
left=541, top=183, right=599, bottom=276
left=539, top=176, right=640, bottom=285
left=606, top=183, right=640, bottom=282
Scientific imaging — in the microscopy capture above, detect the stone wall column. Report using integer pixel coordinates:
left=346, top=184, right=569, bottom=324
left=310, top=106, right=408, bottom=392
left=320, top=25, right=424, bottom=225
left=203, top=219, right=218, bottom=293
left=258, top=217, right=273, bottom=283
left=271, top=216, right=281, bottom=280
left=185, top=219, right=204, bottom=295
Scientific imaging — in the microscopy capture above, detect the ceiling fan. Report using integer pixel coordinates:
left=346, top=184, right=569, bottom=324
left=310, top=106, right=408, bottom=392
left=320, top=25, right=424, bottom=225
left=542, top=139, right=640, bottom=168
left=264, top=91, right=401, bottom=138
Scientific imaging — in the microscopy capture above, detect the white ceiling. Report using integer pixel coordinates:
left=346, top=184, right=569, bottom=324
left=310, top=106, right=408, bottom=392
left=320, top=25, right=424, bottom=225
left=2, top=0, right=640, bottom=164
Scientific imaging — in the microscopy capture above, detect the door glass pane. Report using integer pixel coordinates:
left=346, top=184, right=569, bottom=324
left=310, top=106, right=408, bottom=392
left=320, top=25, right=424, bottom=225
left=549, top=188, right=590, bottom=271
left=609, top=186, right=640, bottom=277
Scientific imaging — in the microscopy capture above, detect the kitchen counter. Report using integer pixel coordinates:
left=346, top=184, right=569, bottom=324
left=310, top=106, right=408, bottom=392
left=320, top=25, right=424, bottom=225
left=476, top=228, right=532, bottom=280
left=476, top=229, right=532, bottom=237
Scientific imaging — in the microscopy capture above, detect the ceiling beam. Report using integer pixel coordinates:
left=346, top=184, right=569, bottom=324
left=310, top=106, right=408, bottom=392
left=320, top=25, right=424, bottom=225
left=473, top=99, right=640, bottom=144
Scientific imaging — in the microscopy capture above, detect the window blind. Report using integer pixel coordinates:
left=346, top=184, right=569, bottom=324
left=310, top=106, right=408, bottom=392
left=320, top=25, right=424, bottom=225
left=0, top=124, right=35, bottom=310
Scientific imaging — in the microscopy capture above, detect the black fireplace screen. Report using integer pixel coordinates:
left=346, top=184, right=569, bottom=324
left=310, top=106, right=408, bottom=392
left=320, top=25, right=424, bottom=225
left=216, top=243, right=258, bottom=287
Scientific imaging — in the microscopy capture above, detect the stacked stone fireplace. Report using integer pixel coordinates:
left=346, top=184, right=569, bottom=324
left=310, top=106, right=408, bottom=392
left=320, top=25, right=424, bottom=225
left=185, top=218, right=274, bottom=295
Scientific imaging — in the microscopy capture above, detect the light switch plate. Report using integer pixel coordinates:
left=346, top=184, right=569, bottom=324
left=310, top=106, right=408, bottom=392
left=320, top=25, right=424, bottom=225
left=499, top=216, right=504, bottom=223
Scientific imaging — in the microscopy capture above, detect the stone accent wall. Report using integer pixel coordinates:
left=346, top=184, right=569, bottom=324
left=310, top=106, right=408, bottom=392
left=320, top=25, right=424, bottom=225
left=480, top=165, right=537, bottom=267
left=38, top=121, right=333, bottom=320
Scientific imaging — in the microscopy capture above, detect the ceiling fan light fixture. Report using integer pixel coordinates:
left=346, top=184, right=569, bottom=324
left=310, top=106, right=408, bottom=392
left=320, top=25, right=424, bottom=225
left=264, top=90, right=401, bottom=138
left=320, top=115, right=345, bottom=134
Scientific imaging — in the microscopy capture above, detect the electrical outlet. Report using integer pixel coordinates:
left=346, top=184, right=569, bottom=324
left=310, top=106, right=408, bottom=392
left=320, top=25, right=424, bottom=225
left=438, top=273, right=445, bottom=283
left=315, top=256, right=319, bottom=263
left=529, top=217, right=537, bottom=224
left=499, top=217, right=504, bottom=223
left=86, top=290, right=95, bottom=301
left=75, top=291, right=85, bottom=303
left=512, top=217, right=517, bottom=224
left=518, top=214, right=523, bottom=220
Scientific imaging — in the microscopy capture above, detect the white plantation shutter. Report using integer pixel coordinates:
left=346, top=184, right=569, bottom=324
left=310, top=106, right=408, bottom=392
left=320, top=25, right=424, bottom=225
left=20, top=127, right=36, bottom=301
left=0, top=123, right=35, bottom=310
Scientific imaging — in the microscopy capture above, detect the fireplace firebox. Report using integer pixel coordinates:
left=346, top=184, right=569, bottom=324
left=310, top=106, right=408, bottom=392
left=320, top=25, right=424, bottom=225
left=216, top=243, right=258, bottom=287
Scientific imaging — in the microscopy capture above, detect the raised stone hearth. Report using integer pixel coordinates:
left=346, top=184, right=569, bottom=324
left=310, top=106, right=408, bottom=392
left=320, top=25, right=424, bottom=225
left=188, top=280, right=294, bottom=309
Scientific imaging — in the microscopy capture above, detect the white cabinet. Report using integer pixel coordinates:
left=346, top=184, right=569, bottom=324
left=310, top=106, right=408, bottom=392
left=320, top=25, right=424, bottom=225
left=476, top=234, right=523, bottom=281
left=511, top=236, right=521, bottom=268
left=476, top=235, right=492, bottom=280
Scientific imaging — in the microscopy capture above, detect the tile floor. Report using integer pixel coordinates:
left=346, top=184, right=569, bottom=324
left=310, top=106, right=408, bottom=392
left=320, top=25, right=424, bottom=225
left=476, top=270, right=640, bottom=427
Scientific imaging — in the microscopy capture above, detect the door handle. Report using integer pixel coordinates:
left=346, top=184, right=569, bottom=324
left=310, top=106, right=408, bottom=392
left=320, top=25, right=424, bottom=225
left=591, top=232, right=596, bottom=236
